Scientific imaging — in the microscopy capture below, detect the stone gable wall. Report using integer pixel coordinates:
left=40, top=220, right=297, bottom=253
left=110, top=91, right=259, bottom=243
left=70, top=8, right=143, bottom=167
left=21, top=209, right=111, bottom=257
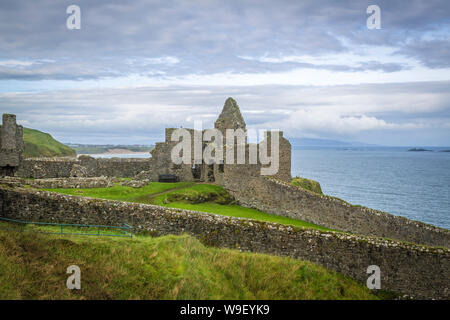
left=0, top=114, right=24, bottom=176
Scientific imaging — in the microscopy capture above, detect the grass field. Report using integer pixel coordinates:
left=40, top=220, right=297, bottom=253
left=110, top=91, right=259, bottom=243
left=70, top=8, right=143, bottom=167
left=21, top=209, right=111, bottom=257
left=49, top=181, right=194, bottom=202
left=46, top=182, right=335, bottom=232
left=0, top=220, right=379, bottom=300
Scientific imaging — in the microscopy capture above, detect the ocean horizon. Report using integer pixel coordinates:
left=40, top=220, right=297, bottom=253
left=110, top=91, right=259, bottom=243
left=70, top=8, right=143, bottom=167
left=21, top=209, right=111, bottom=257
left=292, top=146, right=450, bottom=229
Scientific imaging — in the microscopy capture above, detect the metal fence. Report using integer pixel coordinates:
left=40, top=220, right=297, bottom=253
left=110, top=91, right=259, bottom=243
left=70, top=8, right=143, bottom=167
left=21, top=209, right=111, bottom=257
left=0, top=216, right=133, bottom=238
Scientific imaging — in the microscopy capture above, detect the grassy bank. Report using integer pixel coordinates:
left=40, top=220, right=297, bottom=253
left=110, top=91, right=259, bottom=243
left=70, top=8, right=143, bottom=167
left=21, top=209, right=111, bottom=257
left=46, top=183, right=334, bottom=232
left=23, top=127, right=76, bottom=158
left=0, top=221, right=378, bottom=300
left=291, top=177, right=323, bottom=194
left=49, top=181, right=194, bottom=202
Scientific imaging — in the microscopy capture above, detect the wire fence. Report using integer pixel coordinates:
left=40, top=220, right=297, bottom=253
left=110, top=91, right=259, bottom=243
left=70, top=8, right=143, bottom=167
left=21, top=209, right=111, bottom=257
left=0, top=216, right=133, bottom=238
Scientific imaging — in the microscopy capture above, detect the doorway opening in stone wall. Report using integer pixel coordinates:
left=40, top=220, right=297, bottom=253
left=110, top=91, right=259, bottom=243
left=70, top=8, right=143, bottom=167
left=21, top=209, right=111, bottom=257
left=192, top=164, right=201, bottom=180
left=0, top=165, right=15, bottom=177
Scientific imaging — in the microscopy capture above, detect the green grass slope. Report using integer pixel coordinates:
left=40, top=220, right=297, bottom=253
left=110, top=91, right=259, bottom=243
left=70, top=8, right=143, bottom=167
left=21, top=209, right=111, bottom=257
left=291, top=177, right=323, bottom=195
left=46, top=183, right=335, bottom=232
left=0, top=221, right=379, bottom=300
left=22, top=127, right=76, bottom=158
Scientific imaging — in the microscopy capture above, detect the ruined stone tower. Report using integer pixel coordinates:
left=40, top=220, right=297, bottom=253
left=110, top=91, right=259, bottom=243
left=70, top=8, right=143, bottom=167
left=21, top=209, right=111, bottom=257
left=0, top=114, right=24, bottom=176
left=214, top=97, right=246, bottom=134
left=144, top=97, right=291, bottom=184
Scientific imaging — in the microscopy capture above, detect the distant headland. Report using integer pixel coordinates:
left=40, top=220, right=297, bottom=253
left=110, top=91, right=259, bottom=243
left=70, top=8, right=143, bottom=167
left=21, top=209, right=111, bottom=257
left=408, top=148, right=432, bottom=152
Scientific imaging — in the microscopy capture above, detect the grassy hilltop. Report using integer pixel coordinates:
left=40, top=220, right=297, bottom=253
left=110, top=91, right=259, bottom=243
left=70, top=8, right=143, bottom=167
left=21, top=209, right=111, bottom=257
left=22, top=127, right=76, bottom=158
left=0, top=221, right=379, bottom=300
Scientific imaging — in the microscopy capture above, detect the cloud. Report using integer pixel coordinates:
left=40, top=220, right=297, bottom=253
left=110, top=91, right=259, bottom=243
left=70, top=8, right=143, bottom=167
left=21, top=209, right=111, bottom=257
left=0, top=0, right=448, bottom=80
left=268, top=109, right=423, bottom=137
left=238, top=55, right=411, bottom=73
left=0, top=81, right=449, bottom=145
left=125, top=56, right=180, bottom=66
left=397, top=39, right=450, bottom=69
left=0, top=60, right=37, bottom=67
left=0, top=56, right=182, bottom=81
left=0, top=0, right=449, bottom=145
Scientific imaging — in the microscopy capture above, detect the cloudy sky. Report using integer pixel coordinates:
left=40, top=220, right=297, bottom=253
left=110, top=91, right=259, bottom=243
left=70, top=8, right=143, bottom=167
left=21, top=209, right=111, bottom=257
left=0, top=0, right=449, bottom=145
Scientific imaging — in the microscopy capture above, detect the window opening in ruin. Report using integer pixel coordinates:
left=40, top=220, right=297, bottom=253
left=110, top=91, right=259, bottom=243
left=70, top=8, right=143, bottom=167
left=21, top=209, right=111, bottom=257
left=192, top=164, right=201, bottom=180
left=207, top=164, right=215, bottom=182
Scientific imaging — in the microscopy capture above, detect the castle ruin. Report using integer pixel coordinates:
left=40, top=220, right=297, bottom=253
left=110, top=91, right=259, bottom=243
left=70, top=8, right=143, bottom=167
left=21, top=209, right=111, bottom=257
left=0, top=98, right=291, bottom=185
left=147, top=97, right=292, bottom=185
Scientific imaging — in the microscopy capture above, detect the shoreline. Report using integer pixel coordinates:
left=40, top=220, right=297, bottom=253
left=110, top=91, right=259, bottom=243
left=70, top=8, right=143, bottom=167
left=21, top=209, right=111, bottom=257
left=78, top=148, right=151, bottom=156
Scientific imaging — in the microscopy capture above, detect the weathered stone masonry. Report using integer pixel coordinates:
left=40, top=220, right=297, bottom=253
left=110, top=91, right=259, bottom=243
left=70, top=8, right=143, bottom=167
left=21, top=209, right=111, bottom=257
left=0, top=185, right=448, bottom=299
left=16, top=156, right=150, bottom=179
left=0, top=114, right=24, bottom=177
left=223, top=169, right=450, bottom=248
left=146, top=98, right=292, bottom=184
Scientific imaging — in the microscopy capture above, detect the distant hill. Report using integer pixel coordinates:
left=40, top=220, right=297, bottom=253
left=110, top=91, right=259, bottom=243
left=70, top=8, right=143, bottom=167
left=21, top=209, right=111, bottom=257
left=22, top=128, right=76, bottom=158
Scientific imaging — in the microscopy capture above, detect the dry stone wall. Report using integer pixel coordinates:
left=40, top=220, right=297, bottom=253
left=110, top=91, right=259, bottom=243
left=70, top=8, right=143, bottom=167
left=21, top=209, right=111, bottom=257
left=0, top=185, right=448, bottom=299
left=26, top=177, right=115, bottom=189
left=16, top=158, right=76, bottom=178
left=0, top=177, right=150, bottom=189
left=94, top=158, right=150, bottom=177
left=222, top=172, right=450, bottom=248
left=16, top=156, right=150, bottom=179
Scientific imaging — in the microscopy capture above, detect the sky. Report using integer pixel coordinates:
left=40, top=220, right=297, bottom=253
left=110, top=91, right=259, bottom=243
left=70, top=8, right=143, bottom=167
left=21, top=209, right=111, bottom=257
left=0, top=0, right=449, bottom=146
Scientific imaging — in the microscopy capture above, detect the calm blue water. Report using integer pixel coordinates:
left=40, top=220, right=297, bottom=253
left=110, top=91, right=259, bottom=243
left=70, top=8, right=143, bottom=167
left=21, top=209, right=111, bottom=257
left=291, top=147, right=450, bottom=229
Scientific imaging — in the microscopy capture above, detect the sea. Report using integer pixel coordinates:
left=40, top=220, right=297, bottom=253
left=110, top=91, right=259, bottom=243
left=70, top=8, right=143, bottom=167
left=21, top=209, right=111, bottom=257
left=84, top=147, right=450, bottom=229
left=292, top=147, right=450, bottom=229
